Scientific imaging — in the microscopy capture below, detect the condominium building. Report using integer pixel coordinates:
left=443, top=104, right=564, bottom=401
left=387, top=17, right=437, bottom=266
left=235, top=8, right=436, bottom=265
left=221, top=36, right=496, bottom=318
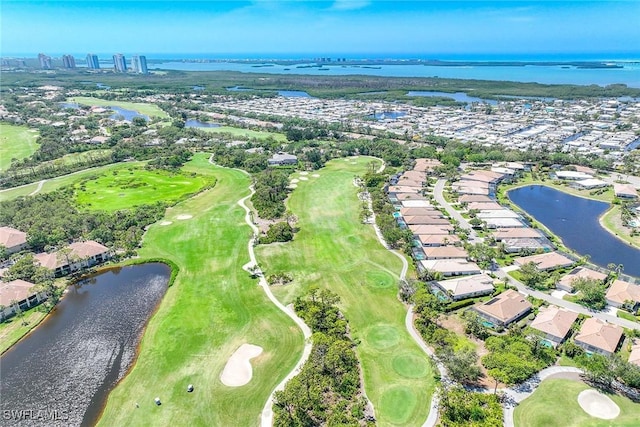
left=131, top=55, right=148, bottom=74
left=37, top=53, right=52, bottom=69
left=62, top=55, right=76, bottom=69
left=112, top=53, right=127, bottom=72
left=86, top=54, right=100, bottom=69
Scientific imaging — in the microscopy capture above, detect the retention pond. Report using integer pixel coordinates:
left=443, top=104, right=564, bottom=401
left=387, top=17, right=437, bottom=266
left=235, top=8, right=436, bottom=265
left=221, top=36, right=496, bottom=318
left=0, top=263, right=170, bottom=426
left=508, top=185, right=640, bottom=277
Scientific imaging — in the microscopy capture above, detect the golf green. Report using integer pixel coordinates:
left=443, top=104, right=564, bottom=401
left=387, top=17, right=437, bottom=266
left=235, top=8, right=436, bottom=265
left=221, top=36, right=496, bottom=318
left=514, top=379, right=640, bottom=427
left=392, top=354, right=429, bottom=379
left=256, top=157, right=434, bottom=426
left=97, top=154, right=303, bottom=427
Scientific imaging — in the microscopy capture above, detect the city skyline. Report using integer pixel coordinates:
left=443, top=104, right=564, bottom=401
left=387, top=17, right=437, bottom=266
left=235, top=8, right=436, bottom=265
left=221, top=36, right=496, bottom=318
left=1, top=1, right=639, bottom=58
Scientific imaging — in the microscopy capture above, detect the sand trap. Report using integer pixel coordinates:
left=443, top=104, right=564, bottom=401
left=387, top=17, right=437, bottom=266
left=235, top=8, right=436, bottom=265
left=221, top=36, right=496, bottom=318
left=577, top=389, right=620, bottom=419
left=299, top=176, right=309, bottom=181
left=288, top=184, right=298, bottom=188
left=176, top=214, right=193, bottom=220
left=159, top=221, right=173, bottom=226
left=299, top=171, right=309, bottom=175
left=290, top=178, right=300, bottom=183
left=312, top=174, right=320, bottom=178
left=220, top=344, right=263, bottom=387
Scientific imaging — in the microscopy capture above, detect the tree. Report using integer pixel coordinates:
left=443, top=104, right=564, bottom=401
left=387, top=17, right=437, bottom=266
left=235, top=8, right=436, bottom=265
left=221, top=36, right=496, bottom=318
left=438, top=386, right=503, bottom=426
left=573, top=277, right=607, bottom=310
left=518, top=261, right=550, bottom=290
left=467, top=242, right=496, bottom=270
left=463, top=311, right=490, bottom=340
left=438, top=347, right=482, bottom=384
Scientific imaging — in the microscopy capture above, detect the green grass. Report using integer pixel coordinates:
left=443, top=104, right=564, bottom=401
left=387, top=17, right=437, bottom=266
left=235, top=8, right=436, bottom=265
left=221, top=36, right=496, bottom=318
left=69, top=96, right=169, bottom=119
left=0, top=306, right=47, bottom=354
left=617, top=310, right=640, bottom=322
left=75, top=166, right=214, bottom=211
left=514, top=379, right=640, bottom=427
left=97, top=153, right=303, bottom=427
left=601, top=205, right=640, bottom=248
left=199, top=126, right=287, bottom=141
left=0, top=162, right=145, bottom=202
left=257, top=157, right=434, bottom=427
left=0, top=123, right=39, bottom=171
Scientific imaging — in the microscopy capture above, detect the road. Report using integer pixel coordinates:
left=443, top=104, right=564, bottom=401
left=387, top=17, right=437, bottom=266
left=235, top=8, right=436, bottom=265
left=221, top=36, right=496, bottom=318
left=433, top=179, right=481, bottom=244
left=497, top=268, right=640, bottom=329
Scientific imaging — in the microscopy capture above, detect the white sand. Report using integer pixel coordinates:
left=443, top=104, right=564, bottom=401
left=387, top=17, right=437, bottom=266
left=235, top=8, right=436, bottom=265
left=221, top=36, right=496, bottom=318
left=298, top=176, right=309, bottom=181
left=290, top=178, right=300, bottom=183
left=220, top=344, right=263, bottom=387
left=577, top=389, right=620, bottom=419
left=159, top=221, right=172, bottom=226
left=176, top=214, right=193, bottom=220
left=288, top=184, right=298, bottom=188
left=312, top=174, right=320, bottom=178
left=299, top=171, right=309, bottom=175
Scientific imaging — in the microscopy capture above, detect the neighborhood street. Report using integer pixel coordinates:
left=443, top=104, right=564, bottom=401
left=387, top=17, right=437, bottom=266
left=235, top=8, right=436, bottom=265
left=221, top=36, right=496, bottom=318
left=433, top=178, right=481, bottom=243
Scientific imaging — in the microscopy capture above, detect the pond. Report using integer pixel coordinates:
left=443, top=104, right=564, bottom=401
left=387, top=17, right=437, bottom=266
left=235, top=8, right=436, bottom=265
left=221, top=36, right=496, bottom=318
left=185, top=119, right=220, bottom=128
left=109, top=106, right=149, bottom=122
left=369, top=111, right=407, bottom=120
left=0, top=263, right=170, bottom=427
left=226, top=86, right=253, bottom=92
left=277, top=90, right=313, bottom=98
left=508, top=185, right=640, bottom=277
left=406, top=91, right=498, bottom=105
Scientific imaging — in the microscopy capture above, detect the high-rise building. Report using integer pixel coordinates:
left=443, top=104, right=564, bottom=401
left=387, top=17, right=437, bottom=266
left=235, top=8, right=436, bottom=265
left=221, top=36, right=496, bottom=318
left=62, top=55, right=76, bottom=69
left=38, top=53, right=52, bottom=69
left=86, top=54, right=100, bottom=69
left=112, top=54, right=127, bottom=72
left=131, top=55, right=148, bottom=74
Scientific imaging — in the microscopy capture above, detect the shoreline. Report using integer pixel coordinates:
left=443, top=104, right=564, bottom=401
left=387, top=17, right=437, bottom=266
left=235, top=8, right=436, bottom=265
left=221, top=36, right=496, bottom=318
left=503, top=181, right=639, bottom=249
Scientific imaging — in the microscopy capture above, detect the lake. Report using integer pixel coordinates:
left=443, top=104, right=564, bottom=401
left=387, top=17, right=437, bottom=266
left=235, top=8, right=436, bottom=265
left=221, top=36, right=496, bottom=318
left=148, top=61, right=640, bottom=87
left=0, top=263, right=170, bottom=427
left=109, top=106, right=149, bottom=122
left=406, top=91, right=498, bottom=105
left=185, top=119, right=220, bottom=128
left=277, top=90, right=313, bottom=98
left=508, top=185, right=640, bottom=277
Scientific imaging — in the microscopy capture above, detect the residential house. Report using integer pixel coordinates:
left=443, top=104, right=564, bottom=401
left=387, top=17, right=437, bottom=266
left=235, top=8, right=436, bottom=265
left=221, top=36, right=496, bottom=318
left=530, top=306, right=579, bottom=346
left=417, top=234, right=461, bottom=247
left=473, top=289, right=533, bottom=327
left=629, top=340, right=640, bottom=367
left=614, top=183, right=638, bottom=199
left=574, top=318, right=624, bottom=356
left=0, top=226, right=28, bottom=255
left=0, top=279, right=46, bottom=321
left=419, top=259, right=481, bottom=277
left=514, top=252, right=575, bottom=272
left=402, top=216, right=450, bottom=226
left=409, top=224, right=454, bottom=235
left=556, top=267, right=608, bottom=292
left=267, top=152, right=298, bottom=166
left=434, top=273, right=495, bottom=301
left=459, top=195, right=493, bottom=203
left=605, top=279, right=640, bottom=311
left=423, top=246, right=468, bottom=260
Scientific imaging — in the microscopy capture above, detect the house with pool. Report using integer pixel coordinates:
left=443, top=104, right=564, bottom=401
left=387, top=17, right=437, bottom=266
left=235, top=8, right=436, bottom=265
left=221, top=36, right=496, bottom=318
left=529, top=305, right=578, bottom=347
left=473, top=289, right=533, bottom=327
left=574, top=318, right=624, bottom=356
left=433, top=273, right=495, bottom=301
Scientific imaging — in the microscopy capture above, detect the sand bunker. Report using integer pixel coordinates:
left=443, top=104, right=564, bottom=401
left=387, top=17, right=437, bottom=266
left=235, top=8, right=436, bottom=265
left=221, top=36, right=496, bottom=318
left=299, top=176, right=309, bottom=181
left=299, top=171, right=309, bottom=175
left=159, top=221, right=173, bottom=226
left=220, top=344, right=263, bottom=387
left=288, top=184, right=298, bottom=188
left=290, top=178, right=300, bottom=183
left=176, top=214, right=193, bottom=220
left=312, top=174, right=320, bottom=178
left=577, top=389, right=620, bottom=419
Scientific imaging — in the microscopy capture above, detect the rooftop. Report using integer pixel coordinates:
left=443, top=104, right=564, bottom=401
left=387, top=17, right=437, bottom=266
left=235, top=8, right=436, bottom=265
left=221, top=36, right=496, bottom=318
left=474, top=289, right=532, bottom=323
left=575, top=318, right=624, bottom=354
left=530, top=305, right=578, bottom=340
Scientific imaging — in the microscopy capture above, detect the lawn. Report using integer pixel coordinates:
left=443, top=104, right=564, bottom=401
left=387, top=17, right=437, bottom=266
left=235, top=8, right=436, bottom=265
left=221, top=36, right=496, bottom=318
left=514, top=379, right=640, bottom=427
left=97, top=153, right=304, bottom=427
left=68, top=96, right=169, bottom=119
left=0, top=306, right=47, bottom=354
left=256, top=157, right=434, bottom=426
left=601, top=205, right=640, bottom=247
left=199, top=125, right=287, bottom=141
left=75, top=166, right=214, bottom=211
left=0, top=123, right=39, bottom=171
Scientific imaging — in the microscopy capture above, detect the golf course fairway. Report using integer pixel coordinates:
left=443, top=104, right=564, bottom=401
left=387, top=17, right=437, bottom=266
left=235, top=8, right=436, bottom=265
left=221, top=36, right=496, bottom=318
left=97, top=154, right=304, bottom=427
left=257, top=157, right=435, bottom=426
left=0, top=123, right=39, bottom=171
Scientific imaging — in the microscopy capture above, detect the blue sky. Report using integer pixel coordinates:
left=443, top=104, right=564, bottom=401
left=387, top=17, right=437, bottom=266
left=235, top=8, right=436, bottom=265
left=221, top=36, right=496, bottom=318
left=1, top=1, right=639, bottom=58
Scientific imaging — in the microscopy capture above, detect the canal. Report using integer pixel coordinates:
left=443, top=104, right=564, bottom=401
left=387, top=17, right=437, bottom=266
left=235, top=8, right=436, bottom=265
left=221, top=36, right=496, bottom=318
left=0, top=263, right=170, bottom=426
left=508, top=185, right=640, bottom=278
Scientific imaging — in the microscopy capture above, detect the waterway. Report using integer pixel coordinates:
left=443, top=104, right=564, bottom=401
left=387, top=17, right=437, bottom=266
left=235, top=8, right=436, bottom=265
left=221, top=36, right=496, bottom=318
left=508, top=185, right=640, bottom=277
left=406, top=90, right=498, bottom=105
left=148, top=61, right=640, bottom=87
left=0, top=263, right=170, bottom=427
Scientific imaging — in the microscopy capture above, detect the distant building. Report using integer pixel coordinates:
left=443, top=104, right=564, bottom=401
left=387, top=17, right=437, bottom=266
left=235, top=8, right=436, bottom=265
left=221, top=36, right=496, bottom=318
left=62, top=55, right=76, bottom=69
left=86, top=54, right=100, bottom=69
left=37, top=53, right=52, bottom=69
left=112, top=53, right=127, bottom=72
left=131, top=55, right=148, bottom=74
left=268, top=152, right=297, bottom=166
